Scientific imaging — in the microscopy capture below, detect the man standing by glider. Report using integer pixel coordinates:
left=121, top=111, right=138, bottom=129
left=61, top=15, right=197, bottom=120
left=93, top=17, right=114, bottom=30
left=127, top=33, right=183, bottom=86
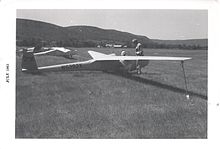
left=132, top=39, right=144, bottom=74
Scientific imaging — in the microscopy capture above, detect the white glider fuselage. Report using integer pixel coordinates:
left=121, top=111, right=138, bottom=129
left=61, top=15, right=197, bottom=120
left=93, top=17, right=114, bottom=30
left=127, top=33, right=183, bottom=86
left=34, top=58, right=149, bottom=73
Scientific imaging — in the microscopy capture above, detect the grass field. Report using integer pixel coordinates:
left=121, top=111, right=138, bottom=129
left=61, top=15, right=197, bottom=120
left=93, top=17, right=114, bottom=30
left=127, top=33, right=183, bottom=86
left=16, top=47, right=207, bottom=138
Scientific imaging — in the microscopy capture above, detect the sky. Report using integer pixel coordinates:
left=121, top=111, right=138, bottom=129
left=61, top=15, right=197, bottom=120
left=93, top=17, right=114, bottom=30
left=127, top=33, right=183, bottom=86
left=17, top=9, right=208, bottom=40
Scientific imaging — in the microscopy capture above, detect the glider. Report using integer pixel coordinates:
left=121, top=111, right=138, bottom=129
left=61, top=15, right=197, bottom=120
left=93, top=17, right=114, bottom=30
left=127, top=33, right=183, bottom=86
left=21, top=49, right=191, bottom=99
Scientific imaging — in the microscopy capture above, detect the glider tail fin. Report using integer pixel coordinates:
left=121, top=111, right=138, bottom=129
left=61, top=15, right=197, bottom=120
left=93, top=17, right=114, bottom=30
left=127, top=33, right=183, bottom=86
left=21, top=49, right=38, bottom=72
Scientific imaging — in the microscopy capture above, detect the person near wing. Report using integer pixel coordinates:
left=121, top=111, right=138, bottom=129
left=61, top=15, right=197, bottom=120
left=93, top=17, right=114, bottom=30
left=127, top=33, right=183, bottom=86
left=132, top=39, right=143, bottom=74
left=132, top=39, right=143, bottom=56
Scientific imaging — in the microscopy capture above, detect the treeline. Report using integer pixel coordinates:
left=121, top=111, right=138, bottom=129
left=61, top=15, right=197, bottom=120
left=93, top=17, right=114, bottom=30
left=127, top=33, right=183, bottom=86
left=16, top=38, right=97, bottom=48
left=142, top=42, right=208, bottom=50
left=16, top=38, right=207, bottom=50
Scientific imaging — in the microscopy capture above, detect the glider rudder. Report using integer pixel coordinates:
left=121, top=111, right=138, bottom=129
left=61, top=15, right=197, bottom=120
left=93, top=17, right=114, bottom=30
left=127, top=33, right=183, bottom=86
left=21, top=49, right=38, bottom=72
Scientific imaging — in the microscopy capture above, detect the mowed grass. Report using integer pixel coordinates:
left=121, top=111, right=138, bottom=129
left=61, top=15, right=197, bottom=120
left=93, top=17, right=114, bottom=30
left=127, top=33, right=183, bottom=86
left=16, top=48, right=207, bottom=138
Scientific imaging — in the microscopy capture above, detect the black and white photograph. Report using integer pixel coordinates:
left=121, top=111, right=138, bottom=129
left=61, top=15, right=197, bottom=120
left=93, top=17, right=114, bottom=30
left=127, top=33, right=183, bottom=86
left=15, top=9, right=208, bottom=138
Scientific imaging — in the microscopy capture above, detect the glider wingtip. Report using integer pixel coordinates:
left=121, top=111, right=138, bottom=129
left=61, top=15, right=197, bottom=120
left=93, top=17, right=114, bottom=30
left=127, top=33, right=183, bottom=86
left=182, top=57, right=192, bottom=61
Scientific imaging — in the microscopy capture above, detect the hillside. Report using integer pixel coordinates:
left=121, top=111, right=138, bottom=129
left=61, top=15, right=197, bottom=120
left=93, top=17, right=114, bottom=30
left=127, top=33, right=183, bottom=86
left=16, top=19, right=69, bottom=41
left=66, top=26, right=151, bottom=45
left=16, top=19, right=152, bottom=47
left=16, top=18, right=207, bottom=49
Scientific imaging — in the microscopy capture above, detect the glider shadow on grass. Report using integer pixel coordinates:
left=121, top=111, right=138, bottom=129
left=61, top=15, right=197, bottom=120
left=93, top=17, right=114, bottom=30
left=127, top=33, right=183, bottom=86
left=106, top=71, right=207, bottom=100
left=24, top=69, right=207, bottom=100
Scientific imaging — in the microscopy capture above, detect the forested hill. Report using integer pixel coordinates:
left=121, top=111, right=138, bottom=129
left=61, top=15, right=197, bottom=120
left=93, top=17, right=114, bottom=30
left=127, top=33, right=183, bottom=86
left=16, top=18, right=207, bottom=49
left=16, top=19, right=151, bottom=47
